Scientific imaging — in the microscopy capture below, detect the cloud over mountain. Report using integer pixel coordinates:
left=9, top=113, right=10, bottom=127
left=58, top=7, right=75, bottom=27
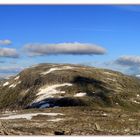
left=0, top=66, right=24, bottom=79
left=0, top=48, right=19, bottom=58
left=23, top=42, right=106, bottom=56
left=115, top=56, right=140, bottom=66
left=115, top=56, right=140, bottom=75
left=0, top=39, right=12, bottom=46
left=0, top=66, right=23, bottom=73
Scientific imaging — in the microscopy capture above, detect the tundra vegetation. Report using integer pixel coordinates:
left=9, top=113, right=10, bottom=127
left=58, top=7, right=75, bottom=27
left=0, top=63, right=139, bottom=135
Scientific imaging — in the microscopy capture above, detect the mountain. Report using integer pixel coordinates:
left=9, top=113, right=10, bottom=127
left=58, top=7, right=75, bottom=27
left=0, top=63, right=140, bottom=111
left=0, top=63, right=140, bottom=135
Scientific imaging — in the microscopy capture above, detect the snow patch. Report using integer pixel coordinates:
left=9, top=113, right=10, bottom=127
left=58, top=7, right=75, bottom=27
left=0, top=112, right=64, bottom=120
left=25, top=89, right=29, bottom=93
left=106, top=78, right=116, bottom=81
left=47, top=118, right=64, bottom=122
left=137, top=94, right=140, bottom=97
left=14, top=76, right=20, bottom=80
left=53, top=106, right=60, bottom=108
left=39, top=103, right=50, bottom=109
left=17, top=81, right=21, bottom=84
left=133, top=100, right=140, bottom=104
left=74, top=92, right=87, bottom=97
left=41, top=66, right=74, bottom=75
left=102, top=113, right=108, bottom=116
left=34, top=83, right=73, bottom=103
left=9, top=81, right=21, bottom=88
left=104, top=72, right=115, bottom=76
left=3, top=82, right=9, bottom=86
left=124, top=129, right=130, bottom=132
left=9, top=84, right=17, bottom=88
left=129, top=118, right=136, bottom=121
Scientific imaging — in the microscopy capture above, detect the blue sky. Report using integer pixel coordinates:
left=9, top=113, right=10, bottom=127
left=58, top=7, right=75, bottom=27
left=1, top=5, right=140, bottom=77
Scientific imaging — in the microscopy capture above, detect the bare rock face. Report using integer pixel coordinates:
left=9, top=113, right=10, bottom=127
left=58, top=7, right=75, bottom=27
left=0, top=63, right=140, bottom=110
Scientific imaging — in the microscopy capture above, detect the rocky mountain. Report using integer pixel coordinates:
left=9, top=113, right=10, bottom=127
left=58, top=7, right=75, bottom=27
left=0, top=63, right=140, bottom=111
left=0, top=63, right=140, bottom=135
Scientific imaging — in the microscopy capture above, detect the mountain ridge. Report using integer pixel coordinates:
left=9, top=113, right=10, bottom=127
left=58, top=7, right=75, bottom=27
left=0, top=63, right=140, bottom=111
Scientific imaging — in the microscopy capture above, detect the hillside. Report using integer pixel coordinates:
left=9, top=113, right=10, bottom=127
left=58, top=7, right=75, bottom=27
left=0, top=63, right=140, bottom=110
left=0, top=63, right=140, bottom=135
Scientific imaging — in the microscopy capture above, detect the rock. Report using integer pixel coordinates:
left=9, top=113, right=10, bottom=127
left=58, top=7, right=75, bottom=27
left=54, top=131, right=65, bottom=135
left=94, top=123, right=101, bottom=131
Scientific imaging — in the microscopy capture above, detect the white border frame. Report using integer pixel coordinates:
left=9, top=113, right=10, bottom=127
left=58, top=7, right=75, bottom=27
left=0, top=0, right=140, bottom=5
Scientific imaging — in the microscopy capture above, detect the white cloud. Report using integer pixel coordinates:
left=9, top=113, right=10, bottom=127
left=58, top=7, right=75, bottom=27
left=115, top=56, right=140, bottom=66
left=114, top=56, right=140, bottom=75
left=0, top=39, right=12, bottom=45
left=0, top=48, right=19, bottom=58
left=0, top=66, right=24, bottom=79
left=24, top=42, right=106, bottom=56
left=0, top=66, right=24, bottom=73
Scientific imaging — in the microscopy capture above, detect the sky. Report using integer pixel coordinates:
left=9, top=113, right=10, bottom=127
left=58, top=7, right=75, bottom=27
left=1, top=5, right=140, bottom=78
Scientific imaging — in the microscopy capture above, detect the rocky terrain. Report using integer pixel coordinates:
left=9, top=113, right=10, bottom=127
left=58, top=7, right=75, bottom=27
left=0, top=63, right=140, bottom=135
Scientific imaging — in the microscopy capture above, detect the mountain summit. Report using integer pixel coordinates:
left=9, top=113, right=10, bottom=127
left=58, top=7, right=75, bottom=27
left=0, top=63, right=140, bottom=110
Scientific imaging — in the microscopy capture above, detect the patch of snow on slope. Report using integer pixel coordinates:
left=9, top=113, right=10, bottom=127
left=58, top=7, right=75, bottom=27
left=104, top=72, right=116, bottom=76
left=34, top=83, right=73, bottom=103
left=39, top=103, right=50, bottom=108
left=14, top=76, right=20, bottom=80
left=41, top=66, right=74, bottom=75
left=106, top=78, right=116, bottom=81
left=17, top=81, right=21, bottom=84
left=3, top=82, right=9, bottom=86
left=25, top=89, right=29, bottom=93
left=9, top=84, right=17, bottom=88
left=137, top=94, right=140, bottom=97
left=132, top=100, right=140, bottom=104
left=0, top=112, right=64, bottom=120
left=74, top=92, right=87, bottom=97
left=47, top=118, right=64, bottom=122
left=102, top=113, right=108, bottom=116
left=9, top=81, right=21, bottom=88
